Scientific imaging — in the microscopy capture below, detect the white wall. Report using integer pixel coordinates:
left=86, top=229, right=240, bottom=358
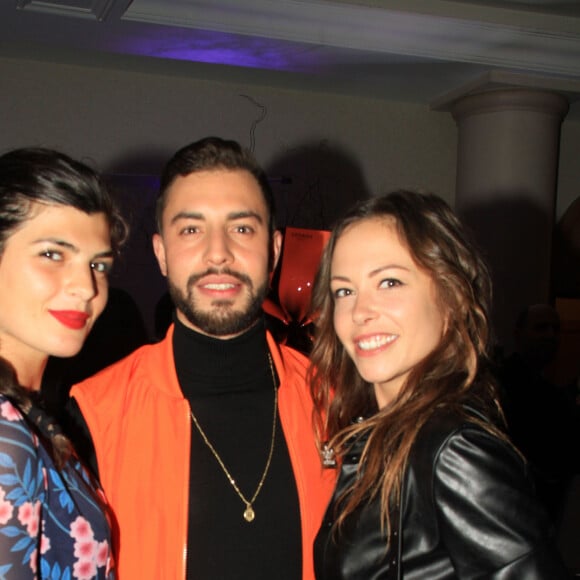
left=2, top=56, right=578, bottom=338
left=5, top=55, right=578, bottom=217
left=0, top=56, right=461, bottom=335
left=0, top=57, right=457, bottom=203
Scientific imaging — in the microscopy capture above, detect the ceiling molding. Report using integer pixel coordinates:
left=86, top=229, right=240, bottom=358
left=123, top=0, right=580, bottom=76
left=2, top=0, right=580, bottom=116
left=16, top=0, right=117, bottom=21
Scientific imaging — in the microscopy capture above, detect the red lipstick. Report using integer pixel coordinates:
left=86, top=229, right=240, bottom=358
left=49, top=310, right=89, bottom=330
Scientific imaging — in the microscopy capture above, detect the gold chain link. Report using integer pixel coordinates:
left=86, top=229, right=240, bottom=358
left=189, top=353, right=278, bottom=522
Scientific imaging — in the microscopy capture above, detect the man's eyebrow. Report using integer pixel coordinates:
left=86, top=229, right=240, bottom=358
left=170, top=210, right=264, bottom=225
left=170, top=211, right=203, bottom=225
left=227, top=211, right=263, bottom=224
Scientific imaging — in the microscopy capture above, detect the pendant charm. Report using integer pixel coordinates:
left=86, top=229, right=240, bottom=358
left=243, top=505, right=255, bottom=522
left=321, top=443, right=336, bottom=468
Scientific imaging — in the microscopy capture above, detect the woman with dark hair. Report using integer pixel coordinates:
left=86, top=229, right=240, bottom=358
left=310, top=190, right=569, bottom=578
left=0, top=147, right=126, bottom=578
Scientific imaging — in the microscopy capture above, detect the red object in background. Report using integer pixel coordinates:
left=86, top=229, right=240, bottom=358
left=264, top=227, right=330, bottom=328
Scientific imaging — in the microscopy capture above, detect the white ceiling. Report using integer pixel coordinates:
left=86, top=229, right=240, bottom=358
left=2, top=0, right=580, bottom=117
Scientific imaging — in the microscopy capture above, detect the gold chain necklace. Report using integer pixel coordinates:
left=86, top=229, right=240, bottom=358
left=189, top=354, right=278, bottom=523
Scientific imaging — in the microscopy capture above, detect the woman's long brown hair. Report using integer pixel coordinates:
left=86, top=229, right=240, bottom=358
left=309, top=190, right=509, bottom=541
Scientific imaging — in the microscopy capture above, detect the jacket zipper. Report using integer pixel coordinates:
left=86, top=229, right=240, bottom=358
left=182, top=402, right=190, bottom=578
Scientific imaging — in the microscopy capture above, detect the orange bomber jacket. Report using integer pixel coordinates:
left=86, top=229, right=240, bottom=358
left=71, top=325, right=336, bottom=580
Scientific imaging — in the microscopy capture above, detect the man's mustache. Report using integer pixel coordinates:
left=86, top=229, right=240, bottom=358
left=187, top=268, right=253, bottom=289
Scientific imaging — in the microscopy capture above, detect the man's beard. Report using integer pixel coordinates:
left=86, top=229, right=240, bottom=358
left=168, top=267, right=269, bottom=337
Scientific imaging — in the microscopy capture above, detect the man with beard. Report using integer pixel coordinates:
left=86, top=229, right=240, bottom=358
left=70, top=137, right=335, bottom=580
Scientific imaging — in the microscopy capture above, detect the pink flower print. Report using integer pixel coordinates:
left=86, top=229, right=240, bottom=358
left=69, top=516, right=95, bottom=542
left=0, top=401, right=21, bottom=421
left=18, top=501, right=40, bottom=536
left=0, top=488, right=14, bottom=524
left=73, top=558, right=97, bottom=580
left=96, top=540, right=109, bottom=568
left=73, top=539, right=97, bottom=560
left=40, top=533, right=51, bottom=554
left=29, top=548, right=38, bottom=574
left=18, top=502, right=33, bottom=524
left=28, top=516, right=39, bottom=537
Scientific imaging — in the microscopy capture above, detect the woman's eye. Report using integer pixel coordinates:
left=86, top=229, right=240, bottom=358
left=41, top=250, right=63, bottom=261
left=333, top=288, right=352, bottom=299
left=91, top=261, right=112, bottom=274
left=380, top=278, right=402, bottom=289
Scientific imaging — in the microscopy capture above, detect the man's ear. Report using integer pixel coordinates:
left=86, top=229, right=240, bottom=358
left=152, top=233, right=168, bottom=277
left=271, top=230, right=283, bottom=272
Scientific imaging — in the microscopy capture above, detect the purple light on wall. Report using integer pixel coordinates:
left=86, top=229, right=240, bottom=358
left=111, top=26, right=326, bottom=72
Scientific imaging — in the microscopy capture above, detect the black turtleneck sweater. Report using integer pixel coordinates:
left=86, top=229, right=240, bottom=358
left=173, top=317, right=301, bottom=580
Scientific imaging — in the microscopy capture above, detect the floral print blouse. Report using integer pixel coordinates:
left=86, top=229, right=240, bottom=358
left=0, top=395, right=115, bottom=579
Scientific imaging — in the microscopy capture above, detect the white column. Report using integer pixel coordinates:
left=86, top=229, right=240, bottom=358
left=451, top=88, right=569, bottom=350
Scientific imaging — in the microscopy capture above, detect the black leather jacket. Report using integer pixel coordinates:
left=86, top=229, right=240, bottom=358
left=314, top=406, right=571, bottom=579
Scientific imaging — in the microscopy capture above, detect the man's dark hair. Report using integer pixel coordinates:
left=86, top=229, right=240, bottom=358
left=156, top=137, right=275, bottom=235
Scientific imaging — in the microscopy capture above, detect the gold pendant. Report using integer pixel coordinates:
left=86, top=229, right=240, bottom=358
left=243, top=505, right=255, bottom=522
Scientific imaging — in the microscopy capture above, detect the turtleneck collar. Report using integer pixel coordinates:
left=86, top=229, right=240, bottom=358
left=173, top=316, right=274, bottom=397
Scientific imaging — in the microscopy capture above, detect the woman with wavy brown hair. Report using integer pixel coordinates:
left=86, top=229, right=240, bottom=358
left=310, top=190, right=569, bottom=579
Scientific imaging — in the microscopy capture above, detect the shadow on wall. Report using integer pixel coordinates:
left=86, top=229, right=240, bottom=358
left=552, top=196, right=580, bottom=299
left=105, top=148, right=170, bottom=178
left=459, top=195, right=554, bottom=353
left=103, top=148, right=173, bottom=340
left=265, top=139, right=372, bottom=230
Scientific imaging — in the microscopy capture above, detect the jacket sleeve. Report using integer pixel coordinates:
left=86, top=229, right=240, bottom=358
left=433, top=425, right=571, bottom=579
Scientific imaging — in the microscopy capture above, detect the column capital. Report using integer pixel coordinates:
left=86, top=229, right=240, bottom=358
left=431, top=70, right=580, bottom=121
left=451, top=89, right=569, bottom=122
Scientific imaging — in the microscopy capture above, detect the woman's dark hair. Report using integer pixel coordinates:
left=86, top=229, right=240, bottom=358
left=0, top=147, right=128, bottom=468
left=0, top=147, right=127, bottom=254
left=309, top=190, right=508, bottom=538
left=156, top=136, right=276, bottom=236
